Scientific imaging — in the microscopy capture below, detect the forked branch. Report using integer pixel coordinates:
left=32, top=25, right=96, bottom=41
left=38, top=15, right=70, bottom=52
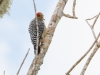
left=27, top=0, right=78, bottom=75
left=63, top=13, right=77, bottom=19
left=92, top=13, right=100, bottom=29
left=80, top=12, right=100, bottom=75
left=80, top=38, right=100, bottom=75
left=86, top=12, right=100, bottom=40
left=66, top=33, right=100, bottom=75
left=63, top=0, right=78, bottom=19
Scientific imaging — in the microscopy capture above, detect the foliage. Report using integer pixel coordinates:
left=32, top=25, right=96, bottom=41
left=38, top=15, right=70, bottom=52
left=0, top=0, right=11, bottom=18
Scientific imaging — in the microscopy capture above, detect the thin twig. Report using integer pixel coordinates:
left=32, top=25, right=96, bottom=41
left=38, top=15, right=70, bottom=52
left=86, top=15, right=97, bottom=20
left=27, top=0, right=73, bottom=75
left=3, top=71, right=5, bottom=75
left=85, top=20, right=97, bottom=40
left=28, top=0, right=40, bottom=75
left=85, top=13, right=100, bottom=42
left=80, top=12, right=100, bottom=75
left=66, top=33, right=100, bottom=75
left=80, top=41, right=100, bottom=75
left=16, top=48, right=30, bottom=75
left=91, top=29, right=97, bottom=39
left=63, top=0, right=77, bottom=19
left=63, top=12, right=78, bottom=19
left=92, top=13, right=100, bottom=29
left=86, top=12, right=100, bottom=29
left=33, top=0, right=39, bottom=55
left=72, top=0, right=76, bottom=16
left=85, top=20, right=91, bottom=28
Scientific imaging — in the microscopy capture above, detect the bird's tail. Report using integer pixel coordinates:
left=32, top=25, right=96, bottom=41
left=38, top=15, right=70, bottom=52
left=34, top=45, right=40, bottom=55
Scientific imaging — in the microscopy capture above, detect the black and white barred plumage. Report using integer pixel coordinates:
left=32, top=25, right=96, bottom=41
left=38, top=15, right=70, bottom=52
left=29, top=16, right=46, bottom=54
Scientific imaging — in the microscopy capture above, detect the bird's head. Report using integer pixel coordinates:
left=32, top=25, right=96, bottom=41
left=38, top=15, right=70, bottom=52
left=36, top=12, right=44, bottom=20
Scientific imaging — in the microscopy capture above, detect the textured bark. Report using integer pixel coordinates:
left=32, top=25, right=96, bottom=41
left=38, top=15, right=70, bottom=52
left=27, top=0, right=69, bottom=75
left=27, top=0, right=78, bottom=74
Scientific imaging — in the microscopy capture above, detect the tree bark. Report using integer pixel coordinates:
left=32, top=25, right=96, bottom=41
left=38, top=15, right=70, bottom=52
left=27, top=0, right=69, bottom=75
left=27, top=0, right=78, bottom=74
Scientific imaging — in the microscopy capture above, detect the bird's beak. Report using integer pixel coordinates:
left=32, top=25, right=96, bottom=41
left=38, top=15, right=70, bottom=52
left=41, top=13, right=45, bottom=20
left=42, top=15, right=45, bottom=20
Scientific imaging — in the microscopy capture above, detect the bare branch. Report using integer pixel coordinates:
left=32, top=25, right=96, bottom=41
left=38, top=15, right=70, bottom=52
left=86, top=15, right=97, bottom=20
left=66, top=33, right=100, bottom=75
left=16, top=48, right=30, bottom=75
left=63, top=12, right=78, bottom=19
left=63, top=0, right=78, bottom=19
left=85, top=12, right=100, bottom=40
left=86, top=13, right=100, bottom=29
left=72, top=0, right=76, bottom=16
left=85, top=20, right=91, bottom=28
left=91, top=29, right=97, bottom=40
left=33, top=0, right=39, bottom=55
left=80, top=41, right=100, bottom=75
left=27, top=0, right=79, bottom=74
left=27, top=0, right=71, bottom=75
left=80, top=12, right=100, bottom=75
left=86, top=20, right=97, bottom=40
left=92, top=13, right=100, bottom=29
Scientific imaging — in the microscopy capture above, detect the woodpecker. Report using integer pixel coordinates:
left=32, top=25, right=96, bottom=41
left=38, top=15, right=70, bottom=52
left=29, top=12, right=46, bottom=55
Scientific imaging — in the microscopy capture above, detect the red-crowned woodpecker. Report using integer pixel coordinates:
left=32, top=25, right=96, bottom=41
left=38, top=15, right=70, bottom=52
left=29, top=12, right=46, bottom=54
